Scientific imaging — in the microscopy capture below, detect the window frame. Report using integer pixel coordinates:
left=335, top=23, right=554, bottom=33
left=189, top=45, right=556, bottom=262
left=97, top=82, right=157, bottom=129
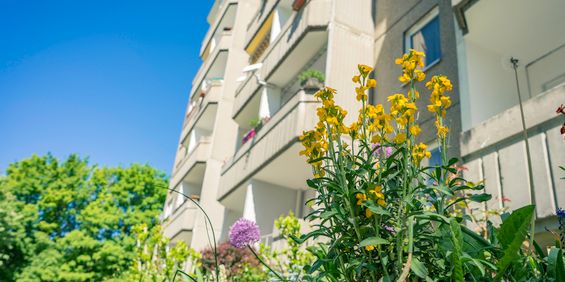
left=404, top=6, right=441, bottom=71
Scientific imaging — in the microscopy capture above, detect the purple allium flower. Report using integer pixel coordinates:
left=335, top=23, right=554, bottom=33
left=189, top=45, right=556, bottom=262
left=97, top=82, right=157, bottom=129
left=372, top=143, right=393, bottom=158
left=557, top=208, right=565, bottom=219
left=383, top=225, right=395, bottom=233
left=229, top=218, right=261, bottom=248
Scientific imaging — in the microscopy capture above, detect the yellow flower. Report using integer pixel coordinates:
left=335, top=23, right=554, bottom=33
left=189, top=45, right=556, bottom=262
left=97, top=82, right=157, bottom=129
left=412, top=143, right=431, bottom=165
left=365, top=245, right=375, bottom=251
left=366, top=78, right=377, bottom=88
left=358, top=64, right=374, bottom=76
left=370, top=135, right=381, bottom=144
left=396, top=49, right=426, bottom=83
left=393, top=133, right=406, bottom=144
left=348, top=121, right=360, bottom=138
left=415, top=70, right=426, bottom=82
left=356, top=193, right=367, bottom=206
left=352, top=75, right=360, bottom=83
left=440, top=96, right=451, bottom=109
left=365, top=208, right=373, bottom=218
left=368, top=185, right=386, bottom=207
left=399, top=73, right=410, bottom=84
left=409, top=125, right=421, bottom=136
left=356, top=86, right=368, bottom=101
left=437, top=125, right=449, bottom=139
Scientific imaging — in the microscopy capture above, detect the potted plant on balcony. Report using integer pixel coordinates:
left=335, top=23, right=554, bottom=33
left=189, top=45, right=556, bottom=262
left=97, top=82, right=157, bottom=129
left=298, top=69, right=325, bottom=92
left=242, top=117, right=271, bottom=145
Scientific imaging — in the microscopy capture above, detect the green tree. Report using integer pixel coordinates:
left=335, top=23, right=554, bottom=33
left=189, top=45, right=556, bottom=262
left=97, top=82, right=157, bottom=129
left=0, top=154, right=167, bottom=281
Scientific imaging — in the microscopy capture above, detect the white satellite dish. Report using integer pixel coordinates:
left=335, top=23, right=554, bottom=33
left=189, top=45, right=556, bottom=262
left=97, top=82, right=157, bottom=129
left=242, top=63, right=263, bottom=73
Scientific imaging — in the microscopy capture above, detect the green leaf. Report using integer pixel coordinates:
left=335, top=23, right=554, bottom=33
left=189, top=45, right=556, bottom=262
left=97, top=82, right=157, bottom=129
left=494, top=205, right=535, bottom=280
left=410, top=257, right=428, bottom=278
left=449, top=219, right=464, bottom=282
left=547, top=247, right=565, bottom=281
left=435, top=183, right=454, bottom=196
left=320, top=210, right=338, bottom=219
left=359, top=237, right=389, bottom=247
left=363, top=202, right=391, bottom=216
left=468, top=193, right=492, bottom=203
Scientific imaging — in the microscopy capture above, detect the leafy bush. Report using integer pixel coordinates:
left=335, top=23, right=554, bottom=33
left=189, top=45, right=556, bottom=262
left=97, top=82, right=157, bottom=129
left=116, top=224, right=195, bottom=282
left=298, top=69, right=325, bottom=83
left=200, top=242, right=265, bottom=281
left=295, top=50, right=563, bottom=281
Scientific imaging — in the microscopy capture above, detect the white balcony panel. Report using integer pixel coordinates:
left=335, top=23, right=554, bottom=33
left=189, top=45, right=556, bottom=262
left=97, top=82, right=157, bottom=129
left=163, top=201, right=198, bottom=244
left=461, top=85, right=565, bottom=223
left=171, top=137, right=212, bottom=189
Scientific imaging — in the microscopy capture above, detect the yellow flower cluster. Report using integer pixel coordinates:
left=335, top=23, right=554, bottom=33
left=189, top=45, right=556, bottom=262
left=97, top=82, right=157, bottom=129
left=425, top=75, right=453, bottom=138
left=412, top=143, right=431, bottom=165
left=299, top=127, right=327, bottom=177
left=352, top=64, right=376, bottom=102
left=356, top=184, right=386, bottom=218
left=395, top=49, right=426, bottom=83
left=387, top=93, right=417, bottom=129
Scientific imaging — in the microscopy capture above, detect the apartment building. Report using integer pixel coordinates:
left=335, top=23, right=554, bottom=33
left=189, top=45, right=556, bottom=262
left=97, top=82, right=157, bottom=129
left=163, top=0, right=565, bottom=251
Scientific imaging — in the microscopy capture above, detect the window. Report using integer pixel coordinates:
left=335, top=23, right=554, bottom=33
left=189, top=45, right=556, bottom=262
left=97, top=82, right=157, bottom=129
left=428, top=146, right=442, bottom=168
left=405, top=7, right=441, bottom=68
left=425, top=145, right=442, bottom=185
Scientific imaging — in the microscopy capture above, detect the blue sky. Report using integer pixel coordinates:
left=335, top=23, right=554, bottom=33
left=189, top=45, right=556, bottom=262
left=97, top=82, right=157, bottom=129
left=0, top=1, right=214, bottom=174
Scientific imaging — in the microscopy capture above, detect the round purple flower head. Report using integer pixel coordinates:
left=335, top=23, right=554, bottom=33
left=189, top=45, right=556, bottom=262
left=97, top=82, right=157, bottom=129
left=229, top=218, right=261, bottom=248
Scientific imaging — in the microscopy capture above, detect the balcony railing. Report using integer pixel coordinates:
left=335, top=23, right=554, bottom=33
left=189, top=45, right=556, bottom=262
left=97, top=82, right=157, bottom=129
left=200, top=0, right=237, bottom=58
left=460, top=84, right=565, bottom=222
left=171, top=136, right=212, bottom=189
left=219, top=91, right=319, bottom=200
left=180, top=80, right=222, bottom=143
left=163, top=200, right=198, bottom=242
left=191, top=32, right=232, bottom=97
left=233, top=0, right=331, bottom=120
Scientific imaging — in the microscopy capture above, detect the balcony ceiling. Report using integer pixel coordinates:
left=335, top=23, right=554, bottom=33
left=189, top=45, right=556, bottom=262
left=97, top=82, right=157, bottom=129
left=195, top=103, right=218, bottom=131
left=182, top=162, right=206, bottom=185
left=269, top=30, right=328, bottom=86
left=254, top=143, right=313, bottom=189
left=465, top=0, right=565, bottom=64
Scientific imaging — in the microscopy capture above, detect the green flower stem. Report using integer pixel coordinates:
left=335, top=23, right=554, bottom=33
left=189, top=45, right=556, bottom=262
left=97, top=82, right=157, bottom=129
left=248, top=245, right=288, bottom=282
left=395, top=79, right=416, bottom=272
left=166, top=187, right=220, bottom=282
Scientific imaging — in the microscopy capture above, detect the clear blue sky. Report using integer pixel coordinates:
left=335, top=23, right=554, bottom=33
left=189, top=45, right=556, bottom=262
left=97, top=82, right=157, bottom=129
left=0, top=1, right=214, bottom=174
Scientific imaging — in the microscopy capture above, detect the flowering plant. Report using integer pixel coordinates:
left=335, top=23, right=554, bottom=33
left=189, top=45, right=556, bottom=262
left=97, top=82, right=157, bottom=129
left=296, top=50, right=562, bottom=281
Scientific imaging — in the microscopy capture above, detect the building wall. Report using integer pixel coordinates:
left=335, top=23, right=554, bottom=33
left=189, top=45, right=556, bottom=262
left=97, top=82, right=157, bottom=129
left=165, top=0, right=564, bottom=251
left=372, top=0, right=462, bottom=157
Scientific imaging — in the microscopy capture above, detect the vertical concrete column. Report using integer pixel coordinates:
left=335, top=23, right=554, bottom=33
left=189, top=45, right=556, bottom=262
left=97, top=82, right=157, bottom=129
left=241, top=179, right=298, bottom=235
left=190, top=159, right=226, bottom=250
left=325, top=0, right=375, bottom=124
left=259, top=86, right=281, bottom=119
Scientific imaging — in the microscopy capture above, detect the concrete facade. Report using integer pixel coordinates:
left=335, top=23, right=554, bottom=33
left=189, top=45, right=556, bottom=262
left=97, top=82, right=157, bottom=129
left=163, top=0, right=565, bottom=251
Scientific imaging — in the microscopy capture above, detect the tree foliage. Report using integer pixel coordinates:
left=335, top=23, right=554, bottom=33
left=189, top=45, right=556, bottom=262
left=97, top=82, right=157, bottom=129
left=0, top=154, right=167, bottom=281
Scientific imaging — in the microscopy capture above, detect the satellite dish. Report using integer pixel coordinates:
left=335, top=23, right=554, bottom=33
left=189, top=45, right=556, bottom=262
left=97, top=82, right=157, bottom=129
left=242, top=63, right=263, bottom=73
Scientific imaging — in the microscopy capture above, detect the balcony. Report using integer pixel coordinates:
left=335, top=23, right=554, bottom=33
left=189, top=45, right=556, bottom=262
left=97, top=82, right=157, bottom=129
left=171, top=136, right=211, bottom=190
left=163, top=200, right=198, bottom=244
left=461, top=85, right=565, bottom=226
left=200, top=1, right=237, bottom=60
left=233, top=0, right=331, bottom=122
left=219, top=91, right=318, bottom=203
left=180, top=80, right=222, bottom=143
left=191, top=32, right=231, bottom=99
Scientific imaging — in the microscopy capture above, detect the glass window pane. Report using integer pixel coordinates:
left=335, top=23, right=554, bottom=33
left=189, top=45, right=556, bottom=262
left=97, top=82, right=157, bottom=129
left=411, top=16, right=441, bottom=66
